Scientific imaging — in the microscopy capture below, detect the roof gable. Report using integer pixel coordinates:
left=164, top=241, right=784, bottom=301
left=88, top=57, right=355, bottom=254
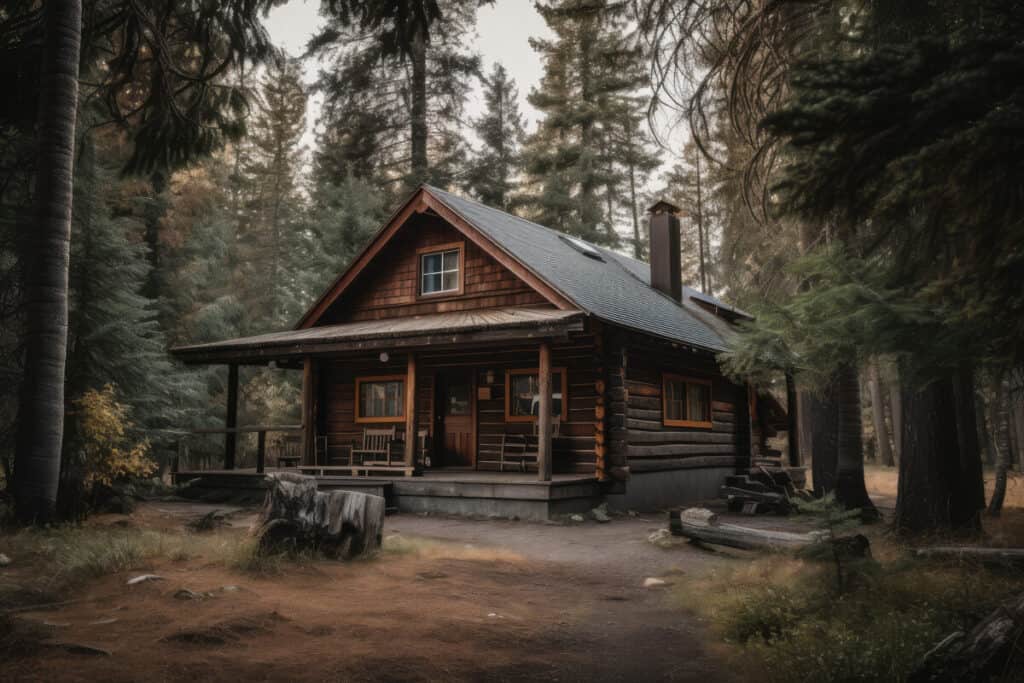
left=296, top=188, right=576, bottom=329
left=296, top=185, right=732, bottom=352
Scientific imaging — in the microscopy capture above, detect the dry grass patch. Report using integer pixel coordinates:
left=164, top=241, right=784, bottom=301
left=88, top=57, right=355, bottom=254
left=673, top=536, right=1024, bottom=683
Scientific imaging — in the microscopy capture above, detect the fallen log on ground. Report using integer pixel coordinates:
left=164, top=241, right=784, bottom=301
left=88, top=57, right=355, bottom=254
left=669, top=508, right=827, bottom=551
left=254, top=473, right=385, bottom=559
left=915, top=547, right=1024, bottom=565
left=908, top=591, right=1024, bottom=682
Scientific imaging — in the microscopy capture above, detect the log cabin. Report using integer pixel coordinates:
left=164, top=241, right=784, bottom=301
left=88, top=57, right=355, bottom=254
left=171, top=186, right=783, bottom=520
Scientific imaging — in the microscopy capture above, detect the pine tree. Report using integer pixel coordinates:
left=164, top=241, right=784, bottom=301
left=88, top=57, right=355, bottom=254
left=464, top=63, right=525, bottom=210
left=237, top=56, right=308, bottom=331
left=522, top=0, right=654, bottom=245
left=310, top=1, right=487, bottom=199
left=655, top=141, right=721, bottom=291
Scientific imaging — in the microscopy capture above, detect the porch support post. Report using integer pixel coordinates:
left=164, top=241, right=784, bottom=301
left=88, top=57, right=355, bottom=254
left=404, top=352, right=417, bottom=467
left=301, top=356, right=317, bottom=466
left=538, top=341, right=553, bottom=482
left=225, top=363, right=238, bottom=470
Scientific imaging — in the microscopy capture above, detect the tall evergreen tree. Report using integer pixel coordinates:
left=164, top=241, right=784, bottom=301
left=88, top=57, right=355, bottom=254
left=310, top=1, right=489, bottom=198
left=237, top=56, right=308, bottom=330
left=464, top=63, right=525, bottom=210
left=522, top=0, right=654, bottom=245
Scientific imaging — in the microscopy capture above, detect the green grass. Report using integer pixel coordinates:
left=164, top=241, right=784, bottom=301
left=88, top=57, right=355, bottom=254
left=673, top=551, right=1024, bottom=682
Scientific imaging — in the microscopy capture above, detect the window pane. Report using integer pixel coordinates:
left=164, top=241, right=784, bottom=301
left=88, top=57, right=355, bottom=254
left=442, top=270, right=459, bottom=291
left=442, top=249, right=459, bottom=270
left=687, top=383, right=710, bottom=422
left=422, top=253, right=442, bottom=274
left=360, top=380, right=404, bottom=418
left=422, top=272, right=443, bottom=294
left=510, top=372, right=562, bottom=417
left=665, top=379, right=685, bottom=421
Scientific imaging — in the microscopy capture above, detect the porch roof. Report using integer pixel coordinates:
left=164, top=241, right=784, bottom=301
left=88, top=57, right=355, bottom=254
left=170, top=307, right=586, bottom=365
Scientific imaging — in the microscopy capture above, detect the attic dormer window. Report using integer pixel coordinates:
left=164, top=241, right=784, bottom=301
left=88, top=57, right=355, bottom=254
left=418, top=242, right=464, bottom=297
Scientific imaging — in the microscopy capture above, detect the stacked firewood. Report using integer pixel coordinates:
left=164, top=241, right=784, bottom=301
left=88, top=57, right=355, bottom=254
left=720, top=461, right=810, bottom=515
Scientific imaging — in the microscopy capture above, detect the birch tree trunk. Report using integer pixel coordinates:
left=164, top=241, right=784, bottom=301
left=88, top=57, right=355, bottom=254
left=868, top=360, right=894, bottom=467
left=13, top=1, right=82, bottom=524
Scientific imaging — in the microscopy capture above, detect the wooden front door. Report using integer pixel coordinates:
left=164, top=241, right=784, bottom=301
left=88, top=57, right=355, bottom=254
left=435, top=370, right=475, bottom=467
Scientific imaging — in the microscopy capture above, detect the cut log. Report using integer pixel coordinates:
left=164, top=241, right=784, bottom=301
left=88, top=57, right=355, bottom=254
left=908, top=591, right=1024, bottom=682
left=669, top=507, right=827, bottom=551
left=915, top=547, right=1024, bottom=565
left=254, top=473, right=385, bottom=559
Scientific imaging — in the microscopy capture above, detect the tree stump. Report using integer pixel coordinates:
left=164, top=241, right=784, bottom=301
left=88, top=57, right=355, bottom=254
left=254, top=473, right=385, bottom=559
left=909, top=591, right=1024, bottom=682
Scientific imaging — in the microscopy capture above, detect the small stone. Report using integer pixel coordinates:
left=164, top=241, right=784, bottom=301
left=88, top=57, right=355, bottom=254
left=126, top=574, right=164, bottom=586
left=0, top=552, right=10, bottom=566
left=627, top=510, right=639, bottom=517
left=221, top=585, right=240, bottom=592
left=55, top=642, right=112, bottom=657
left=570, top=514, right=585, bottom=523
left=591, top=504, right=611, bottom=523
left=89, top=617, right=119, bottom=625
left=647, top=529, right=674, bottom=549
left=642, top=577, right=667, bottom=588
left=174, top=589, right=203, bottom=600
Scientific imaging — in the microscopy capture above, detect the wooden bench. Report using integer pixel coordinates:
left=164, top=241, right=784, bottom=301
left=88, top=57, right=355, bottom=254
left=478, top=419, right=560, bottom=473
left=301, top=427, right=415, bottom=477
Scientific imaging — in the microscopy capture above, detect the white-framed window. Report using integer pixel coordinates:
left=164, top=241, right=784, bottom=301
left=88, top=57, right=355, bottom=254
left=418, top=243, right=463, bottom=296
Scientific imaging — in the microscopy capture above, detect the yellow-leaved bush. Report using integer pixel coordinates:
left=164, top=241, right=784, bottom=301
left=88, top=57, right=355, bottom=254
left=73, top=384, right=156, bottom=490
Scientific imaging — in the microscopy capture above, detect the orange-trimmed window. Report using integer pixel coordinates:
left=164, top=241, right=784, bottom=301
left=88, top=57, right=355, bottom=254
left=417, top=242, right=464, bottom=297
left=662, top=374, right=713, bottom=428
left=355, top=375, right=405, bottom=423
left=505, top=368, right=568, bottom=422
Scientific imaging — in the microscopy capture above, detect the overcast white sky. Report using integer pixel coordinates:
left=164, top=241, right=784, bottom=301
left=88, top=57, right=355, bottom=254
left=265, top=1, right=554, bottom=155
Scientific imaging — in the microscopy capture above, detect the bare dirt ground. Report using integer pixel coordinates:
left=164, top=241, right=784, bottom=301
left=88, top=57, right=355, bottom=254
left=2, top=503, right=740, bottom=683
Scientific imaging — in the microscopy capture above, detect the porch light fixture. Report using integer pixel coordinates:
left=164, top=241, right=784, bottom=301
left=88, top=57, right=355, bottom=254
left=485, top=369, right=495, bottom=384
left=379, top=352, right=389, bottom=363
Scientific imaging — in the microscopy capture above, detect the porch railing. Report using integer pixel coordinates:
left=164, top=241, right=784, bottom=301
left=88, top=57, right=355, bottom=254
left=175, top=425, right=303, bottom=474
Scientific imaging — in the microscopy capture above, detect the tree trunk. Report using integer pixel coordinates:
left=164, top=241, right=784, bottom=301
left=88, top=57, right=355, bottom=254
left=888, top=366, right=902, bottom=463
left=786, top=373, right=800, bottom=466
left=834, top=364, right=876, bottom=516
left=953, top=368, right=986, bottom=527
left=695, top=153, right=707, bottom=294
left=13, top=1, right=82, bottom=525
left=1012, top=381, right=1024, bottom=472
left=975, top=380, right=993, bottom=466
left=409, top=25, right=428, bottom=183
left=988, top=375, right=1010, bottom=516
left=808, top=383, right=838, bottom=498
left=868, top=360, right=894, bottom=467
left=896, top=369, right=985, bottom=533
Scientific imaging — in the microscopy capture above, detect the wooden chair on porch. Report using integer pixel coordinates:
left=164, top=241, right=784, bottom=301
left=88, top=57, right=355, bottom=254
left=274, top=435, right=303, bottom=468
left=482, top=418, right=560, bottom=473
left=352, top=426, right=399, bottom=466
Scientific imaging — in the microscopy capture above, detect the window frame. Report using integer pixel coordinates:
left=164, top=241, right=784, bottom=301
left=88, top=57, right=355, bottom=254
left=504, top=367, right=569, bottom=423
left=661, top=373, right=714, bottom=429
left=354, top=374, right=407, bottom=424
left=416, top=241, right=465, bottom=299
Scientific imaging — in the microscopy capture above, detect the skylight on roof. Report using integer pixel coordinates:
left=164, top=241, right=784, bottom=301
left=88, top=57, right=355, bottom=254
left=559, top=235, right=605, bottom=261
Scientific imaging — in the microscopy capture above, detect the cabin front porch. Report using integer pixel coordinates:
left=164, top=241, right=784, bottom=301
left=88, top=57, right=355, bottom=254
left=172, top=468, right=603, bottom=521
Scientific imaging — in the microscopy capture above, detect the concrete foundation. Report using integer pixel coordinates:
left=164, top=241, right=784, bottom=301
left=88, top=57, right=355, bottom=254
left=606, top=467, right=731, bottom=512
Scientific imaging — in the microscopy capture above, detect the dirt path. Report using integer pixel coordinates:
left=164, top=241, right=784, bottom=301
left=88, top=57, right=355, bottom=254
left=3, top=504, right=738, bottom=682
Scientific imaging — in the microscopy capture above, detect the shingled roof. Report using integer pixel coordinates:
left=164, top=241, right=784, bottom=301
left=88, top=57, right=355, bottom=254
left=423, top=186, right=734, bottom=352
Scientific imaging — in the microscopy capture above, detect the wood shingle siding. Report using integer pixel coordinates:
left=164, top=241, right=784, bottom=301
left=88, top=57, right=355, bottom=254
left=319, top=214, right=548, bottom=324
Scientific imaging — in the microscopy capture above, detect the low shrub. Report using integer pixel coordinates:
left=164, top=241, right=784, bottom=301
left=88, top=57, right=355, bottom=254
left=674, top=548, right=1024, bottom=682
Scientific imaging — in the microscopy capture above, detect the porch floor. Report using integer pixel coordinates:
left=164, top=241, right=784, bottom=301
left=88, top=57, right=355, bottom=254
left=173, top=468, right=603, bottom=521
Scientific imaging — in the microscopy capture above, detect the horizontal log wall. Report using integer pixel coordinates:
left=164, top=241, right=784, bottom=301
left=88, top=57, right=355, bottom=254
left=320, top=353, right=433, bottom=451
left=317, top=335, right=599, bottom=475
left=620, top=334, right=745, bottom=472
left=320, top=214, right=548, bottom=324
